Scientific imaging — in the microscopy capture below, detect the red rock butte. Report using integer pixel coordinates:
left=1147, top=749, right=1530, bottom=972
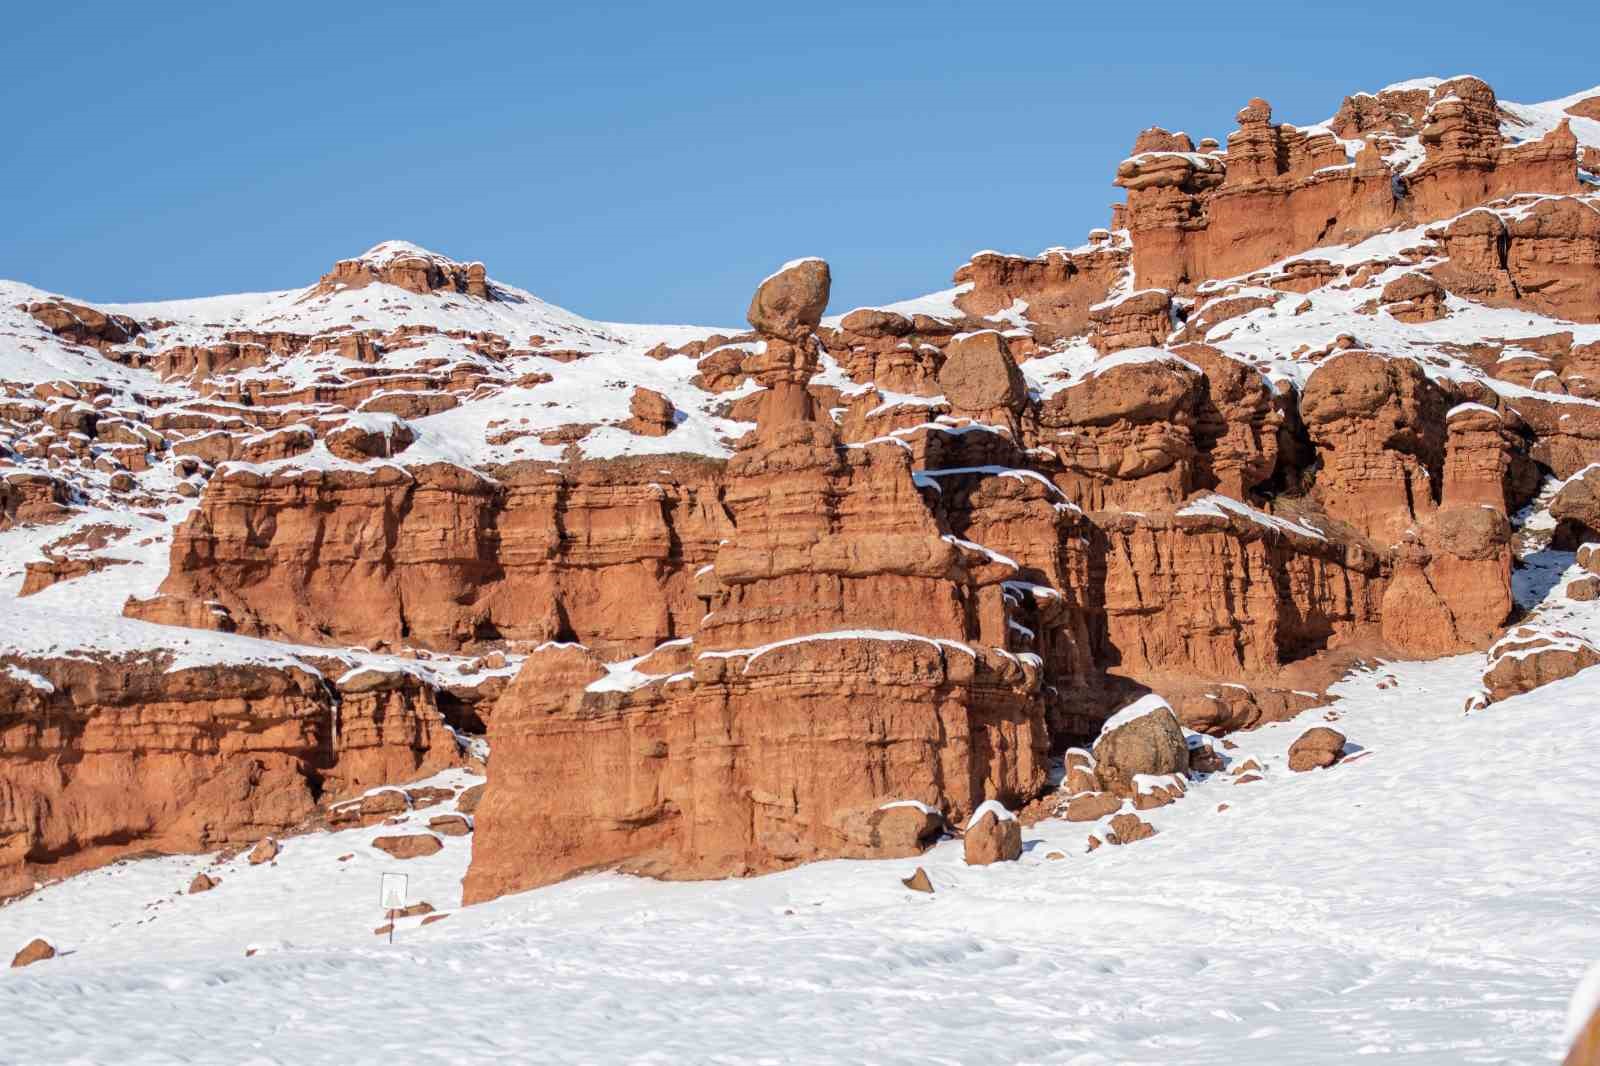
left=2, top=77, right=1600, bottom=902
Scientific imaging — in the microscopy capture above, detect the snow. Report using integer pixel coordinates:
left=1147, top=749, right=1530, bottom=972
left=878, top=799, right=941, bottom=816
left=965, top=799, right=1017, bottom=828
left=1098, top=693, right=1175, bottom=735
left=1570, top=961, right=1600, bottom=1044
left=1177, top=492, right=1328, bottom=541
left=759, top=256, right=826, bottom=287
left=698, top=629, right=976, bottom=670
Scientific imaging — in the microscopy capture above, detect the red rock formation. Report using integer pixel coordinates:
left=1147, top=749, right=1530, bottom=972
left=0, top=652, right=463, bottom=899
left=953, top=237, right=1130, bottom=339
left=462, top=262, right=1059, bottom=900
left=1120, top=80, right=1580, bottom=293
left=1478, top=628, right=1600, bottom=705
left=309, top=242, right=493, bottom=300
left=1287, top=727, right=1346, bottom=771
left=145, top=458, right=730, bottom=657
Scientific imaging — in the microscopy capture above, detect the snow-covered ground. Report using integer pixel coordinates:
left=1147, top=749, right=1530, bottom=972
left=2, top=641, right=1596, bottom=1064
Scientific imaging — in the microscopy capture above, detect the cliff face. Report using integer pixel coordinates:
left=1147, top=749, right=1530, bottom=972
left=150, top=458, right=728, bottom=656
left=2, top=74, right=1599, bottom=900
left=0, top=656, right=467, bottom=900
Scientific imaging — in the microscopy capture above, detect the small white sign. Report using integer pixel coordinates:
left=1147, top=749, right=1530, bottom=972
left=380, top=872, right=408, bottom=912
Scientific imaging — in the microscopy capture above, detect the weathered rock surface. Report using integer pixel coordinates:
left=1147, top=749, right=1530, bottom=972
left=963, top=803, right=1022, bottom=865
left=372, top=834, right=443, bottom=860
left=1091, top=696, right=1191, bottom=796
left=10, top=938, right=55, bottom=968
left=1287, top=727, right=1347, bottom=772
left=4, top=72, right=1599, bottom=903
left=1479, top=629, right=1600, bottom=705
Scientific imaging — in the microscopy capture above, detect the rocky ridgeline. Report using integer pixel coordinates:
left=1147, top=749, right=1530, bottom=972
left=3, top=76, right=1600, bottom=903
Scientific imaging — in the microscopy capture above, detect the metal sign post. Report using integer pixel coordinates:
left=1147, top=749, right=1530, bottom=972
left=379, top=872, right=407, bottom=945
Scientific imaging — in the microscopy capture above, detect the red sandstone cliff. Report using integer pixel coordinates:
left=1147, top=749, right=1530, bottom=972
left=2, top=73, right=1599, bottom=901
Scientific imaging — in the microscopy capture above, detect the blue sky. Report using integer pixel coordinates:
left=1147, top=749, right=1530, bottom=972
left=4, top=1, right=1597, bottom=325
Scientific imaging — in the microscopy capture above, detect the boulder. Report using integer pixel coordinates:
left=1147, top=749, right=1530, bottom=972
left=1092, top=695, right=1190, bottom=795
left=427, top=814, right=472, bottom=837
left=624, top=388, right=677, bottom=437
left=1062, top=792, right=1121, bottom=822
left=188, top=872, right=219, bottom=894
left=1287, top=727, right=1346, bottom=772
left=248, top=837, right=280, bottom=865
left=372, top=834, right=444, bottom=860
left=1132, top=775, right=1187, bottom=810
left=1568, top=576, right=1600, bottom=602
left=1062, top=748, right=1100, bottom=794
left=1482, top=628, right=1600, bottom=704
left=359, top=789, right=410, bottom=819
left=859, top=803, right=944, bottom=858
left=937, top=331, right=1027, bottom=414
left=1105, top=813, right=1157, bottom=845
left=901, top=867, right=934, bottom=894
left=324, top=417, right=415, bottom=462
left=962, top=802, right=1022, bottom=865
left=747, top=258, right=830, bottom=341
left=405, top=786, right=455, bottom=810
left=456, top=783, right=486, bottom=814
left=10, top=938, right=55, bottom=968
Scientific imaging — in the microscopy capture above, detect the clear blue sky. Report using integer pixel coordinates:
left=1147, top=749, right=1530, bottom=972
left=4, top=1, right=1596, bottom=325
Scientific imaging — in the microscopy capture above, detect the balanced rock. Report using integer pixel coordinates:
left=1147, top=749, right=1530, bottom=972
left=963, top=801, right=1022, bottom=865
left=1287, top=727, right=1346, bottom=772
left=1092, top=695, right=1190, bottom=795
left=746, top=258, right=830, bottom=341
left=11, top=938, right=54, bottom=968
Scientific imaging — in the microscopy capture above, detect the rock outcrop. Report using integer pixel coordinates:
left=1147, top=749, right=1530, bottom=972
left=10, top=938, right=55, bottom=968
left=3, top=71, right=1598, bottom=904
left=962, top=802, right=1022, bottom=865
left=1287, top=727, right=1347, bottom=771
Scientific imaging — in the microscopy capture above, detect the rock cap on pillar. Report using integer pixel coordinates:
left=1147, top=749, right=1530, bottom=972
left=743, top=257, right=832, bottom=435
left=747, top=257, right=831, bottom=342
